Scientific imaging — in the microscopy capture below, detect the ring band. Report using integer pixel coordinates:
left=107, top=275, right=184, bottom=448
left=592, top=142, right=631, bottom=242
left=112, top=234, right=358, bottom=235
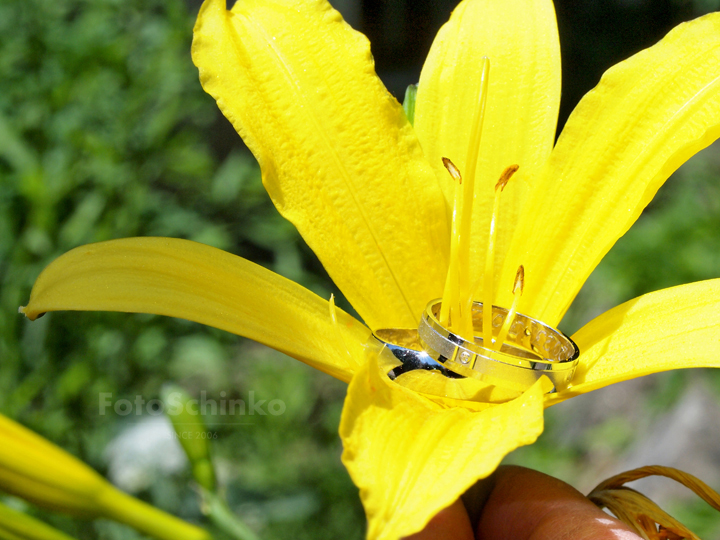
left=418, top=300, right=579, bottom=392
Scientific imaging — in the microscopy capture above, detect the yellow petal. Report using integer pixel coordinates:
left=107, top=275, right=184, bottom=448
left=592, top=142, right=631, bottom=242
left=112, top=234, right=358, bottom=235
left=21, top=238, right=369, bottom=382
left=0, top=415, right=210, bottom=540
left=0, top=414, right=106, bottom=517
left=414, top=0, right=561, bottom=288
left=393, top=369, right=522, bottom=405
left=0, top=500, right=78, bottom=540
left=547, top=279, right=720, bottom=406
left=505, top=13, right=720, bottom=325
left=192, top=0, right=449, bottom=330
left=340, top=355, right=546, bottom=540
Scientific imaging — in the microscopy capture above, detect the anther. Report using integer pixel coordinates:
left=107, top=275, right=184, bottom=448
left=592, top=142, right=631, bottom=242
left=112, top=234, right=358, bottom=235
left=495, top=164, right=519, bottom=192
left=442, top=157, right=462, bottom=184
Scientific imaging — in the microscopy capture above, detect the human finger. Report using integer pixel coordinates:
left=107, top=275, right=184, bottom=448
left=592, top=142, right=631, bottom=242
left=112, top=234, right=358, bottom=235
left=476, top=466, right=641, bottom=540
left=403, top=498, right=475, bottom=540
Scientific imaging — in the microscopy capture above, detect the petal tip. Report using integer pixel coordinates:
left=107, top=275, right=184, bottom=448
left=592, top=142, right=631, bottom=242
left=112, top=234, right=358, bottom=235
left=19, top=304, right=44, bottom=320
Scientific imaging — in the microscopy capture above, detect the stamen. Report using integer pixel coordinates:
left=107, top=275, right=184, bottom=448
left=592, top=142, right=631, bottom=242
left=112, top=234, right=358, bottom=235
left=328, top=294, right=354, bottom=367
left=494, top=265, right=524, bottom=349
left=328, top=293, right=338, bottom=324
left=439, top=158, right=473, bottom=337
left=439, top=57, right=490, bottom=342
left=482, top=165, right=519, bottom=349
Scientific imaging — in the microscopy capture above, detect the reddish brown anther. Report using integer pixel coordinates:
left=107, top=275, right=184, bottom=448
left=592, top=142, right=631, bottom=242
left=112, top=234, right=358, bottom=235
left=513, top=265, right=525, bottom=295
left=442, top=157, right=463, bottom=184
left=495, top=164, right=519, bottom=191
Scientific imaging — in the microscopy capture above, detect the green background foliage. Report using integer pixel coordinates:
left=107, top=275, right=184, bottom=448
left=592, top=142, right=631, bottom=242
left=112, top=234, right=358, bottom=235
left=0, top=1, right=360, bottom=538
left=1, top=0, right=719, bottom=538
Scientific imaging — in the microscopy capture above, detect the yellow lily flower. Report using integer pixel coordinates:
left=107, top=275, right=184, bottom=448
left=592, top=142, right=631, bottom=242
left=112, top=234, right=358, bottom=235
left=19, top=0, right=720, bottom=538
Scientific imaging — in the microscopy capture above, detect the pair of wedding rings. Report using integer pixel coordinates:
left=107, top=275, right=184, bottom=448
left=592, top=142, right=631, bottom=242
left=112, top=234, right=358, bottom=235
left=372, top=300, right=579, bottom=394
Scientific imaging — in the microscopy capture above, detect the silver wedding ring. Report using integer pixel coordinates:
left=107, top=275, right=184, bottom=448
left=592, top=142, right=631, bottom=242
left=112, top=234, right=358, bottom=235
left=372, top=299, right=579, bottom=394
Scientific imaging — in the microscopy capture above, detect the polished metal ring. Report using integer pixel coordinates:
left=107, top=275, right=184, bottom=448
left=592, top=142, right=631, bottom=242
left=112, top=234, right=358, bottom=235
left=370, top=328, right=463, bottom=381
left=417, top=299, right=579, bottom=392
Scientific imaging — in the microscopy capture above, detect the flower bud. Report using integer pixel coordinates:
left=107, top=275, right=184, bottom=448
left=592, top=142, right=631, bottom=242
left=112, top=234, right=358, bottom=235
left=161, top=385, right=217, bottom=492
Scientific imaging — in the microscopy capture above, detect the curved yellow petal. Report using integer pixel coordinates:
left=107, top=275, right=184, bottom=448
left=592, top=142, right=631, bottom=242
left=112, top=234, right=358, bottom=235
left=21, top=238, right=369, bottom=382
left=546, top=279, right=720, bottom=406
left=394, top=369, right=522, bottom=405
left=0, top=499, right=78, bottom=540
left=192, top=0, right=449, bottom=330
left=340, top=355, right=546, bottom=540
left=0, top=414, right=107, bottom=517
left=414, top=0, right=561, bottom=288
left=0, top=414, right=210, bottom=540
left=504, top=13, right=720, bottom=325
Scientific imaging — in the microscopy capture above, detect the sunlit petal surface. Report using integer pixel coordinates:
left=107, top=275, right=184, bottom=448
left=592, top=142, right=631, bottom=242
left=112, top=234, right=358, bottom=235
left=21, top=238, right=369, bottom=382
left=414, top=0, right=561, bottom=291
left=192, top=0, right=449, bottom=329
left=504, top=13, right=720, bottom=324
left=392, top=368, right=522, bottom=404
left=547, top=279, right=720, bottom=406
left=340, top=355, right=546, bottom=540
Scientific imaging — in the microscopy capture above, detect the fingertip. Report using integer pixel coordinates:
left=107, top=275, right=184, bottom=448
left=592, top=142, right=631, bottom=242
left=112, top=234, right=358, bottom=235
left=476, top=466, right=641, bottom=540
left=403, top=498, right=475, bottom=540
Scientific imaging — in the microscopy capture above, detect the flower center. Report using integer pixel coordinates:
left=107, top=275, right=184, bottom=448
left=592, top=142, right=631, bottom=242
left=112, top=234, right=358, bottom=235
left=437, top=57, right=522, bottom=353
left=368, top=58, right=579, bottom=400
left=438, top=57, right=489, bottom=341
